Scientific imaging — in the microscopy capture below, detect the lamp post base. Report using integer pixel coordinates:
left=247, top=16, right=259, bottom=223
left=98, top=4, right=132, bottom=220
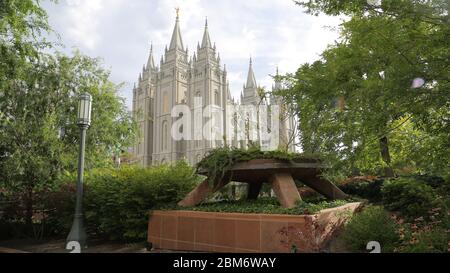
left=67, top=213, right=87, bottom=249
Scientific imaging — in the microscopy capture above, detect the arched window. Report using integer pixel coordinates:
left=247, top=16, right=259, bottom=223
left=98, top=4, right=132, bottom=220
left=162, top=121, right=168, bottom=151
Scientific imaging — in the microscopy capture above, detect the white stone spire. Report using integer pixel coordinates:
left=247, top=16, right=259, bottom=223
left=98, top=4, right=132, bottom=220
left=147, top=43, right=155, bottom=69
left=274, top=66, right=282, bottom=90
left=245, top=58, right=257, bottom=89
left=201, top=18, right=212, bottom=48
left=169, top=10, right=184, bottom=51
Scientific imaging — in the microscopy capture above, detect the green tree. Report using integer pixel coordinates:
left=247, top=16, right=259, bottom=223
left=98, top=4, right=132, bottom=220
left=279, top=0, right=449, bottom=178
left=0, top=0, right=136, bottom=233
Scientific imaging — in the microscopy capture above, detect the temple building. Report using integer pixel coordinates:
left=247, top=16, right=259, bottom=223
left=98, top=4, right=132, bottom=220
left=132, top=12, right=294, bottom=166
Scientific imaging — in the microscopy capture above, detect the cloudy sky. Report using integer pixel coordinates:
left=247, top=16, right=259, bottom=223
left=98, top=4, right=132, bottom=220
left=42, top=0, right=344, bottom=109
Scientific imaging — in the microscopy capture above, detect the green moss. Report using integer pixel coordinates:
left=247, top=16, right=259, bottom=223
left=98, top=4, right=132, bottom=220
left=196, top=146, right=322, bottom=188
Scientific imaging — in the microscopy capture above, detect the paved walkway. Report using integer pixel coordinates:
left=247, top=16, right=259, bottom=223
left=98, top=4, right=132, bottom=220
left=0, top=239, right=181, bottom=253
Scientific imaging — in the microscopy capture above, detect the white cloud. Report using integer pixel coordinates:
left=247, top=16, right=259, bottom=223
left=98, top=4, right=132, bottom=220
left=42, top=0, right=344, bottom=108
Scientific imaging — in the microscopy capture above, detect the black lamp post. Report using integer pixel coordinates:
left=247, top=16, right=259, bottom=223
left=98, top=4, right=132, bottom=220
left=67, top=93, right=92, bottom=250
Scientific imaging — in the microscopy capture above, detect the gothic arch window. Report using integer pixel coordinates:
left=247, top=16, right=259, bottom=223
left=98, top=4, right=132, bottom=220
left=162, top=121, right=168, bottom=151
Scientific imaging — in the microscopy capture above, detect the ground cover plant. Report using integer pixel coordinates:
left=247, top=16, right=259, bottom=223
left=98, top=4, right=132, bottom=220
left=197, top=146, right=322, bottom=187
left=160, top=197, right=351, bottom=215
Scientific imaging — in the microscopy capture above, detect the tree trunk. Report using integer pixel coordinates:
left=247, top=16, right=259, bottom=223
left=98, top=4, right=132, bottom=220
left=379, top=136, right=395, bottom=177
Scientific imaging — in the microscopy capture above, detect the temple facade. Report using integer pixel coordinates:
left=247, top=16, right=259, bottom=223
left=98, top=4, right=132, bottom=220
left=132, top=13, right=294, bottom=166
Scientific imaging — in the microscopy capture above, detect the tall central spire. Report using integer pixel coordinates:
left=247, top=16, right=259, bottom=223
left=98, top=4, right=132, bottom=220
left=147, top=43, right=155, bottom=69
left=246, top=58, right=257, bottom=89
left=201, top=18, right=212, bottom=48
left=169, top=8, right=184, bottom=51
left=274, top=66, right=282, bottom=89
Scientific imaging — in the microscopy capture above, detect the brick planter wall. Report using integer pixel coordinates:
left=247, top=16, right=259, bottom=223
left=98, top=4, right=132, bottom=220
left=148, top=202, right=363, bottom=253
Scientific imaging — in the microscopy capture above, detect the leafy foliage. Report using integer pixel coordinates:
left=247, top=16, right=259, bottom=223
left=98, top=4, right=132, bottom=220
left=381, top=177, right=445, bottom=220
left=0, top=0, right=55, bottom=232
left=196, top=146, right=321, bottom=188
left=407, top=174, right=450, bottom=195
left=0, top=177, right=75, bottom=239
left=0, top=0, right=53, bottom=57
left=400, top=227, right=448, bottom=253
left=339, top=175, right=448, bottom=253
left=83, top=161, right=200, bottom=242
left=0, top=0, right=136, bottom=234
left=1, top=162, right=201, bottom=242
left=393, top=206, right=449, bottom=253
left=280, top=0, right=450, bottom=178
left=342, top=206, right=400, bottom=253
left=338, top=177, right=385, bottom=202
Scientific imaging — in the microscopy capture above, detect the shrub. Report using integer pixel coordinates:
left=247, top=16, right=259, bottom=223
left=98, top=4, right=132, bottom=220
left=38, top=161, right=200, bottom=242
left=342, top=206, right=399, bottom=253
left=408, top=174, right=450, bottom=196
left=83, top=161, right=200, bottom=242
left=394, top=204, right=449, bottom=253
left=338, top=176, right=384, bottom=202
left=41, top=183, right=77, bottom=237
left=399, top=227, right=448, bottom=253
left=381, top=177, right=440, bottom=220
left=0, top=180, right=76, bottom=239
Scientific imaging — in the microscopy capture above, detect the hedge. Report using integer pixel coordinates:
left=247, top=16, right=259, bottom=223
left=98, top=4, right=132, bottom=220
left=43, top=161, right=201, bottom=242
left=87, top=161, right=201, bottom=241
